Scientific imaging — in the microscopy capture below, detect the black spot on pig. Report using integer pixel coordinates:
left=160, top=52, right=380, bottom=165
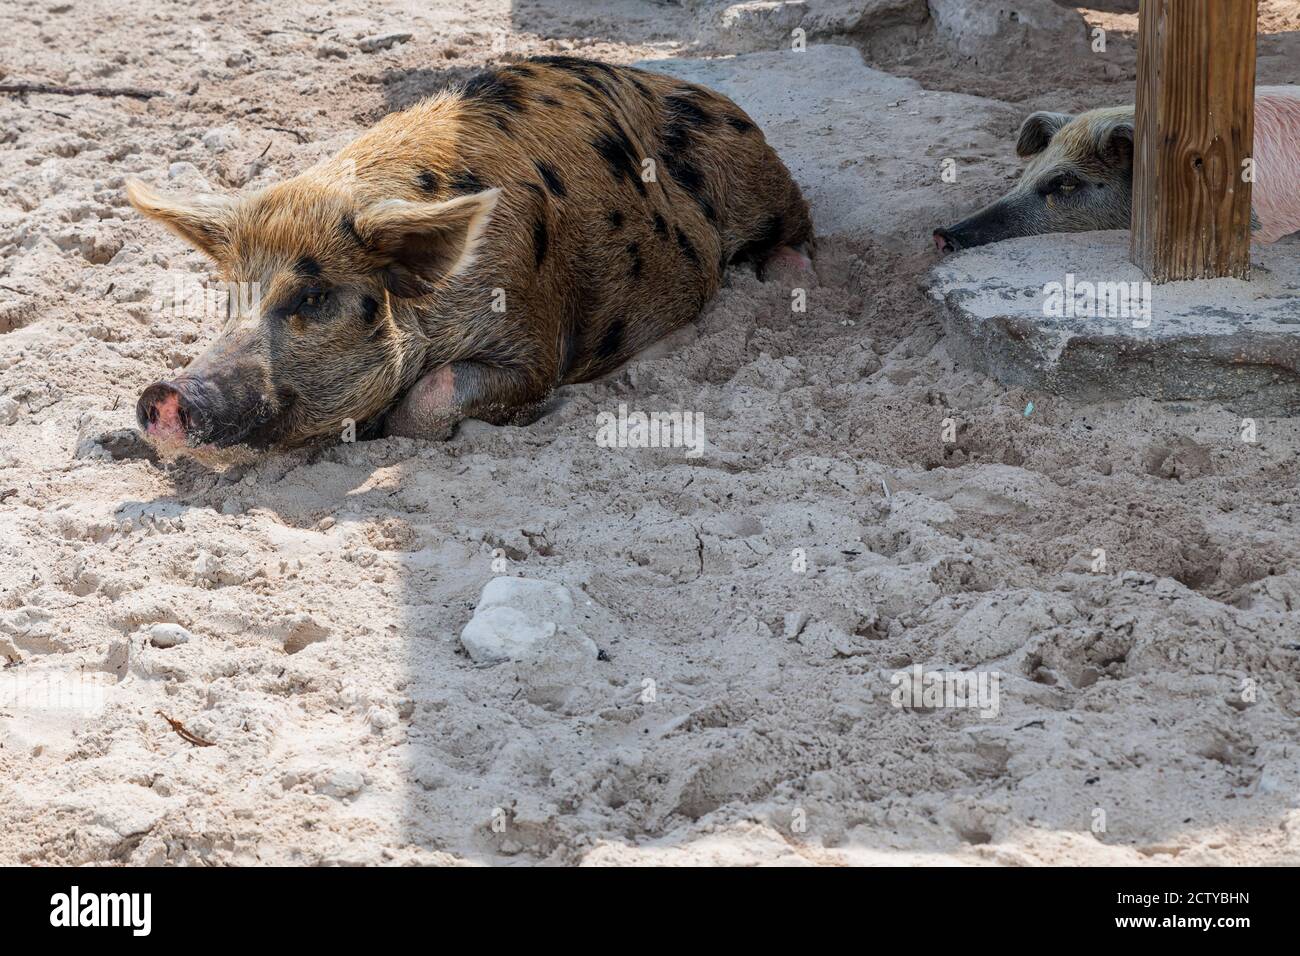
left=652, top=213, right=668, bottom=238
left=661, top=98, right=718, bottom=222
left=606, top=209, right=624, bottom=231
left=531, top=55, right=619, bottom=78
left=531, top=55, right=623, bottom=103
left=449, top=170, right=485, bottom=194
left=534, top=160, right=567, bottom=198
left=627, top=241, right=643, bottom=279
left=597, top=318, right=624, bottom=360
left=593, top=127, right=647, bottom=197
left=726, top=115, right=755, bottom=134
left=462, top=70, right=527, bottom=116
left=296, top=256, right=321, bottom=278
left=580, top=74, right=616, bottom=101
left=417, top=170, right=440, bottom=193
left=664, top=156, right=716, bottom=222
left=665, top=93, right=715, bottom=132
left=533, top=216, right=549, bottom=267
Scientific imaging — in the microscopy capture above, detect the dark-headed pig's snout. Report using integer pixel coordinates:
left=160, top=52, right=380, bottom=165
left=138, top=380, right=204, bottom=445
left=933, top=228, right=958, bottom=255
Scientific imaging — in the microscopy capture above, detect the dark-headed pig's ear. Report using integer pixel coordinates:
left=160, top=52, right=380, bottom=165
left=1093, top=116, right=1135, bottom=168
left=125, top=179, right=237, bottom=261
left=1016, top=111, right=1073, bottom=159
left=355, top=188, right=501, bottom=298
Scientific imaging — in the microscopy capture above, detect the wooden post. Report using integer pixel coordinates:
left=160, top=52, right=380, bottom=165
left=1130, top=0, right=1257, bottom=282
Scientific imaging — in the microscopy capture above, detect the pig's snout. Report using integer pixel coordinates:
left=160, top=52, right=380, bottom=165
left=138, top=375, right=286, bottom=449
left=138, top=381, right=205, bottom=444
left=933, top=229, right=958, bottom=255
left=137, top=377, right=238, bottom=447
left=932, top=214, right=1011, bottom=255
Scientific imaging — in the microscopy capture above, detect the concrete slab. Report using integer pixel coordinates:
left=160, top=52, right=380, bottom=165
left=927, top=231, right=1300, bottom=415
left=691, top=0, right=1090, bottom=66
left=645, top=45, right=1019, bottom=242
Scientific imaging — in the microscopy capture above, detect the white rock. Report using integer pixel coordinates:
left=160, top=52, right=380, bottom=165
left=783, top=610, right=809, bottom=639
left=201, top=126, right=240, bottom=151
left=720, top=1, right=809, bottom=39
left=357, top=32, right=412, bottom=53
left=461, top=606, right=557, bottom=662
left=0, top=396, right=19, bottom=425
left=148, top=622, right=192, bottom=648
left=166, top=162, right=212, bottom=191
left=459, top=576, right=597, bottom=663
left=311, top=766, right=365, bottom=799
left=479, top=576, right=574, bottom=616
left=928, top=0, right=1089, bottom=63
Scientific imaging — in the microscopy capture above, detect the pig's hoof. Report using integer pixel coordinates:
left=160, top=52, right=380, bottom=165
left=383, top=364, right=459, bottom=440
left=761, top=244, right=817, bottom=286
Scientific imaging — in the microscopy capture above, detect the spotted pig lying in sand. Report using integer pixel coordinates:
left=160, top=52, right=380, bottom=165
left=129, top=57, right=813, bottom=450
left=934, top=86, right=1300, bottom=253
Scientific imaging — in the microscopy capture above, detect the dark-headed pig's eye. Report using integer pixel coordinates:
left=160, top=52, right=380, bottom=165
left=1040, top=175, right=1082, bottom=197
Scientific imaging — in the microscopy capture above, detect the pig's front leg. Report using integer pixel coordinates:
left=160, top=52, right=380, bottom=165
left=382, top=361, right=544, bottom=439
left=760, top=243, right=816, bottom=284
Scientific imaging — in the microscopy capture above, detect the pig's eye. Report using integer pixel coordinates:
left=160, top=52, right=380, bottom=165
left=1041, top=175, right=1082, bottom=197
left=294, top=287, right=330, bottom=315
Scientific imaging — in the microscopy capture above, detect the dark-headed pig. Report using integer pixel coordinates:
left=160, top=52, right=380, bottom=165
left=129, top=57, right=813, bottom=451
left=934, top=86, right=1300, bottom=253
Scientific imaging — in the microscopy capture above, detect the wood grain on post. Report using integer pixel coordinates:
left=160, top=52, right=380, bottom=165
left=1131, top=0, right=1258, bottom=282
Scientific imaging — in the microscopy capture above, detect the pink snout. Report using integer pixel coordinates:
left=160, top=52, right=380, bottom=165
left=137, top=382, right=195, bottom=444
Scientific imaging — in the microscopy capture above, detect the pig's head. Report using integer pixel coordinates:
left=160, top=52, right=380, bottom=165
left=933, top=106, right=1135, bottom=254
left=127, top=175, right=498, bottom=450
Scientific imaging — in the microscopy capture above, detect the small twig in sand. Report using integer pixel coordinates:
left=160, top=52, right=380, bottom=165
left=259, top=27, right=331, bottom=36
left=0, top=488, right=18, bottom=502
left=157, top=710, right=216, bottom=747
left=0, top=81, right=165, bottom=100
left=264, top=125, right=306, bottom=143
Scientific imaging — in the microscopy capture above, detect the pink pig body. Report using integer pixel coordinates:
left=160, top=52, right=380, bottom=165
left=1253, top=87, right=1300, bottom=243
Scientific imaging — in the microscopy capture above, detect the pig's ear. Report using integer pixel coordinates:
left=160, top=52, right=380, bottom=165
left=1092, top=117, right=1135, bottom=168
left=1016, top=111, right=1073, bottom=158
left=125, top=179, right=236, bottom=261
left=355, top=188, right=500, bottom=298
